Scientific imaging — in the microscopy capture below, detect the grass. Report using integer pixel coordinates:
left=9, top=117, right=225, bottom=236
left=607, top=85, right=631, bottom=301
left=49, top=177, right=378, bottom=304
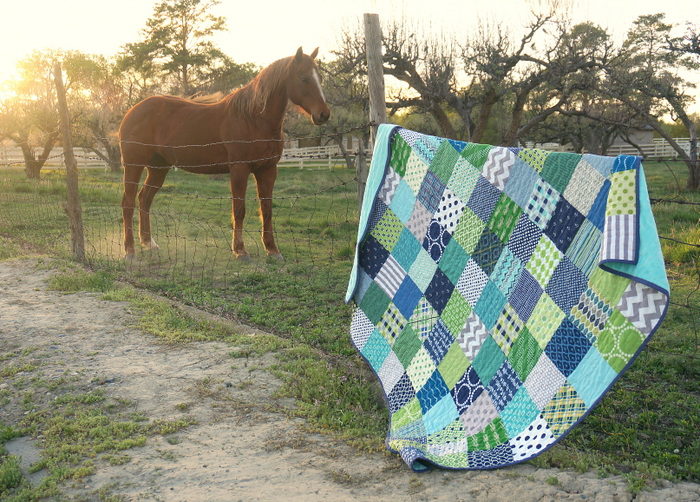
left=0, top=160, right=698, bottom=489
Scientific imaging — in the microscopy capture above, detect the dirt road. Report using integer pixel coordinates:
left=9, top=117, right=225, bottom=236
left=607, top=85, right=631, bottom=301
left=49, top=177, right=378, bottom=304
left=1, top=259, right=698, bottom=501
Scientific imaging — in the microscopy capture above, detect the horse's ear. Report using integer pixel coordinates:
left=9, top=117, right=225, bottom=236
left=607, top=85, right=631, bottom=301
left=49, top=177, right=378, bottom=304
left=295, top=47, right=304, bottom=62
left=310, top=47, right=319, bottom=60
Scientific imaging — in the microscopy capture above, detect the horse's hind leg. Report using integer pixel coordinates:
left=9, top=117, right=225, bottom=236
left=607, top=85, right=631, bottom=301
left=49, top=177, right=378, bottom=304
left=138, top=166, right=169, bottom=249
left=122, top=164, right=145, bottom=257
left=230, top=166, right=251, bottom=259
left=253, top=165, right=282, bottom=258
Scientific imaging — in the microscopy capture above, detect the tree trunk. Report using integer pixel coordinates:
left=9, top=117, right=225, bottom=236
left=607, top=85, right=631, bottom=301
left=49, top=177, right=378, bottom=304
left=472, top=90, right=497, bottom=143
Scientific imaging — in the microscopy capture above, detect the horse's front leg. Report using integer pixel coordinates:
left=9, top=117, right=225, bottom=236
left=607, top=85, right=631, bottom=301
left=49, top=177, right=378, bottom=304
left=253, top=165, right=282, bottom=259
left=230, top=166, right=250, bottom=259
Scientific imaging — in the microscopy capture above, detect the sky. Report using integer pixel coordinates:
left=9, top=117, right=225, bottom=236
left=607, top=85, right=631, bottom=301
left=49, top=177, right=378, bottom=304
left=0, top=0, right=697, bottom=76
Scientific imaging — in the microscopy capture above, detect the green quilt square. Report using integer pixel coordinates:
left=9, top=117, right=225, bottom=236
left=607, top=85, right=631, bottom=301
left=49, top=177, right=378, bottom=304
left=606, top=169, right=636, bottom=216
left=518, top=148, right=550, bottom=173
left=447, top=157, right=481, bottom=203
left=589, top=267, right=630, bottom=307
left=452, top=207, right=485, bottom=254
left=408, top=248, right=438, bottom=292
left=488, top=194, right=522, bottom=243
left=594, top=310, right=645, bottom=372
left=438, top=343, right=471, bottom=389
left=359, top=282, right=391, bottom=324
left=527, top=294, right=566, bottom=349
left=391, top=397, right=422, bottom=431
left=441, top=290, right=472, bottom=336
left=507, top=327, right=543, bottom=381
left=467, top=417, right=508, bottom=451
left=390, top=135, right=411, bottom=176
left=370, top=208, right=404, bottom=252
left=439, top=239, right=470, bottom=284
left=394, top=325, right=423, bottom=367
left=430, top=141, right=461, bottom=184
left=460, top=143, right=491, bottom=170
left=540, top=153, right=582, bottom=193
left=525, top=235, right=563, bottom=287
left=471, top=336, right=506, bottom=385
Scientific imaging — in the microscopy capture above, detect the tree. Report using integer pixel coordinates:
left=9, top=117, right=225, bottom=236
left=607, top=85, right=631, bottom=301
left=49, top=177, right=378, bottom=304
left=0, top=51, right=61, bottom=179
left=120, top=0, right=228, bottom=96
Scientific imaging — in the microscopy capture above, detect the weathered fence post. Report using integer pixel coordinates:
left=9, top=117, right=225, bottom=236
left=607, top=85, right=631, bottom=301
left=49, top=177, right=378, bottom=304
left=357, top=12, right=386, bottom=208
left=53, top=62, right=85, bottom=263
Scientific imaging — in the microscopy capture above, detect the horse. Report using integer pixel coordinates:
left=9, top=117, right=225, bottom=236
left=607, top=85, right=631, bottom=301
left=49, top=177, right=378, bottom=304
left=118, top=47, right=330, bottom=260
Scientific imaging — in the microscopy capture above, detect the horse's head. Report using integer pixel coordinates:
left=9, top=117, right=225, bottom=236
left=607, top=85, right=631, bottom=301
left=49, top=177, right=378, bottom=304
left=287, top=47, right=331, bottom=125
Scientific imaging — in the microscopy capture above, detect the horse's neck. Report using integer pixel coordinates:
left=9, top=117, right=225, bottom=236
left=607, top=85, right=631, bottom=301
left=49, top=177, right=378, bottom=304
left=257, top=90, right=288, bottom=136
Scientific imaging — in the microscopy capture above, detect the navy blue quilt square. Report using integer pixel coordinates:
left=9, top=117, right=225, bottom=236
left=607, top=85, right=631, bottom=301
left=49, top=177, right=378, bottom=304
left=509, top=269, right=543, bottom=322
left=417, top=171, right=446, bottom=214
left=359, top=234, right=390, bottom=279
left=587, top=179, right=610, bottom=231
left=394, top=277, right=423, bottom=319
left=544, top=317, right=592, bottom=377
left=424, top=319, right=455, bottom=365
left=450, top=366, right=484, bottom=414
left=486, top=360, right=523, bottom=411
left=367, top=199, right=388, bottom=235
left=388, top=373, right=416, bottom=414
left=417, top=370, right=450, bottom=413
left=544, top=197, right=585, bottom=253
left=468, top=443, right=514, bottom=468
left=424, top=268, right=455, bottom=314
left=545, top=256, right=588, bottom=313
left=467, top=176, right=501, bottom=223
left=471, top=229, right=504, bottom=277
left=508, top=214, right=543, bottom=263
left=423, top=219, right=452, bottom=263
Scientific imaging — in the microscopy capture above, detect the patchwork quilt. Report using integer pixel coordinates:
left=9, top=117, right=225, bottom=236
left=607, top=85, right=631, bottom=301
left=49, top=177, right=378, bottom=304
left=346, top=125, right=669, bottom=471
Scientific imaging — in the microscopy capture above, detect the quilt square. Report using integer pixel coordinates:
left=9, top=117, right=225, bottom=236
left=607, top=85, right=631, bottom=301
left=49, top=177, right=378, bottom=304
left=406, top=200, right=432, bottom=241
left=450, top=366, right=484, bottom=414
left=503, top=159, right=539, bottom=209
left=456, top=311, right=490, bottom=361
left=488, top=194, right=523, bottom=244
left=471, top=229, right=504, bottom=277
left=545, top=256, right=588, bottom=313
left=540, top=152, right=581, bottom=193
left=492, top=304, right=524, bottom=356
left=392, top=229, right=422, bottom=271
left=563, top=159, right=606, bottom=215
left=508, top=270, right=543, bottom=322
left=466, top=417, right=508, bottom=452
left=437, top=343, right=471, bottom=389
left=408, top=248, right=438, bottom=292
left=471, top=336, right=506, bottom=386
left=523, top=353, right=566, bottom=410
left=525, top=235, right=562, bottom=288
left=517, top=148, right=549, bottom=173
left=567, top=347, right=617, bottom=407
left=423, top=394, right=460, bottom=435
left=424, top=319, right=455, bottom=365
left=403, top=150, right=430, bottom=194
left=378, top=167, right=401, bottom=207
left=491, top=247, right=523, bottom=298
left=375, top=254, right=407, bottom=299
left=434, top=187, right=466, bottom=233
left=393, top=325, right=423, bottom=368
left=359, top=234, right=390, bottom=279
left=474, top=281, right=507, bottom=330
left=456, top=259, right=489, bottom=307
left=441, top=290, right=472, bottom=336
left=390, top=180, right=418, bottom=223
left=544, top=317, right=592, bottom=377
left=388, top=373, right=417, bottom=414
left=390, top=134, right=412, bottom=176
left=586, top=179, right=610, bottom=231
left=406, top=346, right=437, bottom=389
left=358, top=282, right=391, bottom=324
left=468, top=176, right=501, bottom=223
left=486, top=360, right=523, bottom=411
left=361, top=329, right=392, bottom=371
left=424, top=268, right=455, bottom=314
left=460, top=143, right=492, bottom=170
left=430, top=140, right=461, bottom=184
left=452, top=207, right=486, bottom=254
left=565, top=219, right=602, bottom=278
left=527, top=294, right=566, bottom=349
left=570, top=287, right=612, bottom=343
left=507, top=327, right=543, bottom=382
left=447, top=156, right=481, bottom=204
left=467, top=442, right=514, bottom=469
left=481, top=146, right=516, bottom=191
left=541, top=383, right=586, bottom=436
left=417, top=370, right=451, bottom=413
left=544, top=197, right=586, bottom=254
left=594, top=310, right=645, bottom=372
left=378, top=351, right=407, bottom=394
left=438, top=239, right=470, bottom=284
left=423, top=219, right=452, bottom=262
left=394, top=276, right=423, bottom=319
left=417, top=171, right=446, bottom=214
left=459, top=390, right=499, bottom=436
left=509, top=415, right=556, bottom=460
left=411, top=298, right=439, bottom=341
left=525, top=179, right=560, bottom=230
left=378, top=302, right=408, bottom=343
left=507, top=213, right=543, bottom=263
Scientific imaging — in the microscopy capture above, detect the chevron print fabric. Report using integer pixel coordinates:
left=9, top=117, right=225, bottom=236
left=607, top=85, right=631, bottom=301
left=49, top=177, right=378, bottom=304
left=347, top=125, right=669, bottom=471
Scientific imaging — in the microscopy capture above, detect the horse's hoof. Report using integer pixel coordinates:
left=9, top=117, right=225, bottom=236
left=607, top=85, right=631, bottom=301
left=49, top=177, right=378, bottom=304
left=235, top=253, right=251, bottom=261
left=124, top=252, right=136, bottom=262
left=141, top=238, right=159, bottom=250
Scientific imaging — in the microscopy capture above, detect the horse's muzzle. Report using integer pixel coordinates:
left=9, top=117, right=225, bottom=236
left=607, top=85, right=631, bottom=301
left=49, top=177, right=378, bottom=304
left=313, top=109, right=331, bottom=125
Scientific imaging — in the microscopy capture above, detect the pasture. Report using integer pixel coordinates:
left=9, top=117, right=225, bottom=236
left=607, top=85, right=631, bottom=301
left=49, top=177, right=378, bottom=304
left=0, top=161, right=698, bottom=496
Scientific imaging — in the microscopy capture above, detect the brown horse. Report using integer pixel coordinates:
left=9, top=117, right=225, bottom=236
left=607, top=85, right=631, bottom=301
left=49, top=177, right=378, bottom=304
left=118, top=47, right=330, bottom=259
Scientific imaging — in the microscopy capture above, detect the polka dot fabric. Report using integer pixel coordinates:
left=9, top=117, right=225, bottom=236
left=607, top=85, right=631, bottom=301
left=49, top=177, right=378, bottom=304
left=348, top=125, right=669, bottom=471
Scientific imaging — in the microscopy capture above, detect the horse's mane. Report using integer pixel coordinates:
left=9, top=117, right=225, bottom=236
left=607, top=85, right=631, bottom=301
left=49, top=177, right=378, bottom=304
left=227, top=57, right=292, bottom=118
left=189, top=91, right=225, bottom=104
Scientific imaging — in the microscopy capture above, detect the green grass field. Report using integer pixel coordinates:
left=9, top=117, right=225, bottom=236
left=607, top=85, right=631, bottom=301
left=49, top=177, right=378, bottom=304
left=0, top=160, right=698, bottom=489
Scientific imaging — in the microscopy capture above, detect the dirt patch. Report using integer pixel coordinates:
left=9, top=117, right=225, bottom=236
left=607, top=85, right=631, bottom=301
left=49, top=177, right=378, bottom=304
left=1, top=258, right=698, bottom=501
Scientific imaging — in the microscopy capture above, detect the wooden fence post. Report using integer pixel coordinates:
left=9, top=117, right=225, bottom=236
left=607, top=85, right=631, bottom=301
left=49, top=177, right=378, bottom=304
left=53, top=63, right=85, bottom=263
left=357, top=12, right=386, bottom=208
